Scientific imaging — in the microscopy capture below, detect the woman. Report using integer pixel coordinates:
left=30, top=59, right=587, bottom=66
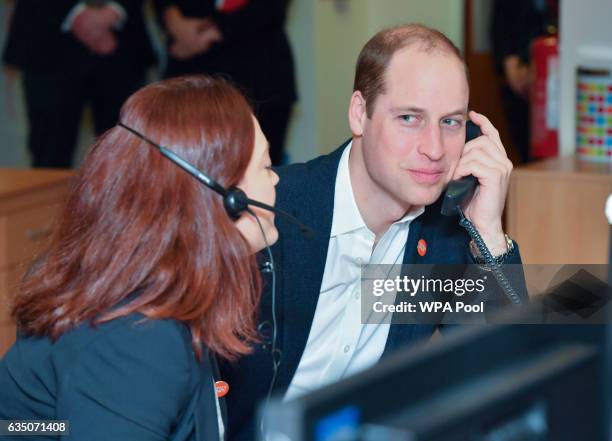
left=0, top=75, right=279, bottom=440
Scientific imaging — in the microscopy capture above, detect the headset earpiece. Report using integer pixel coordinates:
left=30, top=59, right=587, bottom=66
left=223, top=187, right=249, bottom=219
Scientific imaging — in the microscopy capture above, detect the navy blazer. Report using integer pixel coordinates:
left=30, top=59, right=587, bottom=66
left=0, top=314, right=225, bottom=441
left=219, top=142, right=524, bottom=441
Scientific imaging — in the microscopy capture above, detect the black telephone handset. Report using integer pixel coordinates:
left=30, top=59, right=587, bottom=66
left=440, top=120, right=482, bottom=216
left=439, top=120, right=523, bottom=305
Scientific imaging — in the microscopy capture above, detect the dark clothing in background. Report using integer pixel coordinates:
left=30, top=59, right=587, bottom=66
left=2, top=0, right=156, bottom=168
left=499, top=84, right=530, bottom=164
left=155, top=0, right=297, bottom=165
left=491, top=0, right=555, bottom=73
left=491, top=0, right=558, bottom=163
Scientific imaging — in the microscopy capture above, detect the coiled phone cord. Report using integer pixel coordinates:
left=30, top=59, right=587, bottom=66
left=457, top=207, right=523, bottom=306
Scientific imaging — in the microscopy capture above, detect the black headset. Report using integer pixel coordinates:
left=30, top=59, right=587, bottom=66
left=118, top=122, right=313, bottom=236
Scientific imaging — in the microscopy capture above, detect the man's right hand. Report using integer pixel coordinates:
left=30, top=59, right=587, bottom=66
left=71, top=6, right=120, bottom=55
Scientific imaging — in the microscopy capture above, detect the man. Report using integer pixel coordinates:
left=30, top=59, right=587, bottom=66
left=3, top=0, right=155, bottom=168
left=220, top=24, right=524, bottom=440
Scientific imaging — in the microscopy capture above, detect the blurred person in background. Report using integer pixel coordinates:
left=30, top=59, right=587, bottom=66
left=2, top=0, right=155, bottom=168
left=154, top=0, right=296, bottom=165
left=491, top=0, right=559, bottom=163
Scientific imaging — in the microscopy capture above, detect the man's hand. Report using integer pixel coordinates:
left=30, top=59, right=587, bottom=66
left=164, top=7, right=223, bottom=60
left=71, top=5, right=120, bottom=55
left=503, top=55, right=530, bottom=98
left=452, top=111, right=513, bottom=255
left=170, top=21, right=222, bottom=60
left=92, top=31, right=118, bottom=55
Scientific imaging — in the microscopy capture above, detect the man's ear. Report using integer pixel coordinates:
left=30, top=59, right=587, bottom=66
left=348, top=91, right=367, bottom=137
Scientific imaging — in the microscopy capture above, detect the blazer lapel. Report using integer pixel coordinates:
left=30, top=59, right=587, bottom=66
left=195, top=348, right=221, bottom=441
left=382, top=208, right=437, bottom=358
left=273, top=144, right=347, bottom=392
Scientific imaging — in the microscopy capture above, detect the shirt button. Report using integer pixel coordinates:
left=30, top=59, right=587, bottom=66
left=354, top=290, right=360, bottom=300
left=356, top=257, right=362, bottom=265
left=343, top=345, right=351, bottom=353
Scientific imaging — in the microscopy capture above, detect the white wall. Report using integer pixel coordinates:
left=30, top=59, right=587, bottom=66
left=284, top=0, right=318, bottom=163
left=366, top=0, right=464, bottom=47
left=313, top=0, right=368, bottom=155
left=0, top=2, right=28, bottom=167
left=559, top=0, right=612, bottom=155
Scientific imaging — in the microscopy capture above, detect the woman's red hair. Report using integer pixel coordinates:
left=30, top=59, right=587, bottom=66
left=12, top=76, right=261, bottom=360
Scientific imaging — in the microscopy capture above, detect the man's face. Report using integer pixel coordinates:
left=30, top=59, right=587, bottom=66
left=354, top=46, right=469, bottom=209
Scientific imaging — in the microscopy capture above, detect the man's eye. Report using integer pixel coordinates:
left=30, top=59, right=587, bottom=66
left=442, top=118, right=462, bottom=128
left=400, top=115, right=418, bottom=123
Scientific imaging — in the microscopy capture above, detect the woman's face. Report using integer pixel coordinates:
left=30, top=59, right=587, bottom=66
left=235, top=117, right=280, bottom=252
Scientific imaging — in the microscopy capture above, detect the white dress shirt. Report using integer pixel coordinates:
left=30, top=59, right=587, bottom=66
left=284, top=142, right=424, bottom=401
left=214, top=380, right=224, bottom=440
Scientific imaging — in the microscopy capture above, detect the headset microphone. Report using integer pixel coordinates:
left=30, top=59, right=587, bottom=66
left=118, top=122, right=314, bottom=239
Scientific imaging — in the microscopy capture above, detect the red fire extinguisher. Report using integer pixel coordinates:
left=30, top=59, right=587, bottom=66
left=530, top=35, right=560, bottom=159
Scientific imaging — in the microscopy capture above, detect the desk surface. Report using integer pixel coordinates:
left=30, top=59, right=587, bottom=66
left=0, top=168, right=74, bottom=199
left=515, top=155, right=612, bottom=177
left=508, top=155, right=612, bottom=264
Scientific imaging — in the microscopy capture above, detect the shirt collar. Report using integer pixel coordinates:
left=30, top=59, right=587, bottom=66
left=331, top=142, right=425, bottom=237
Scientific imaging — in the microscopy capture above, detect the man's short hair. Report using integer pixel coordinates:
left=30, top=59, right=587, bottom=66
left=353, top=23, right=466, bottom=117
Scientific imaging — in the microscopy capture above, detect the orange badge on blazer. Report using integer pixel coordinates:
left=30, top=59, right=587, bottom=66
left=417, top=239, right=427, bottom=257
left=215, top=381, right=229, bottom=398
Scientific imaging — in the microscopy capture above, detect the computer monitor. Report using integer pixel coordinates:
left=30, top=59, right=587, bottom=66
left=260, top=320, right=610, bottom=441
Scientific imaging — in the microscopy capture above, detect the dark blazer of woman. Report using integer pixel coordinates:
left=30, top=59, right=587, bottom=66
left=0, top=314, right=223, bottom=440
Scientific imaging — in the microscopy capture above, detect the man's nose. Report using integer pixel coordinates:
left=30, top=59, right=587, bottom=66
left=417, top=124, right=444, bottom=161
